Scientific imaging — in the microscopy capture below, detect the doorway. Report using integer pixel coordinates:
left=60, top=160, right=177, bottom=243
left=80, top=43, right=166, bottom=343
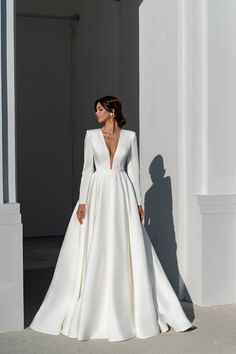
left=16, top=13, right=78, bottom=326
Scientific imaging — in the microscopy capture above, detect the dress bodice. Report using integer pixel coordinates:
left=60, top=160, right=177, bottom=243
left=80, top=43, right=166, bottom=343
left=78, top=128, right=142, bottom=206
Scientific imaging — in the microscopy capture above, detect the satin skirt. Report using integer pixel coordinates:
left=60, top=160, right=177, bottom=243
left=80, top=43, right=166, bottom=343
left=29, top=169, right=193, bottom=341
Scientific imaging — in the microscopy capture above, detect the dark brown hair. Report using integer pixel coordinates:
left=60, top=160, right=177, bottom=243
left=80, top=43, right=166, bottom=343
left=94, top=95, right=126, bottom=128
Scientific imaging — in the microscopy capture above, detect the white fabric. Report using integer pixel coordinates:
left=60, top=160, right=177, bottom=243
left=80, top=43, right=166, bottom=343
left=30, top=128, right=193, bottom=341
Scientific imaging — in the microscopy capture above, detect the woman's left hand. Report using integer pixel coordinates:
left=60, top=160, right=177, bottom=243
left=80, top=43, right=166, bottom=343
left=138, top=205, right=144, bottom=222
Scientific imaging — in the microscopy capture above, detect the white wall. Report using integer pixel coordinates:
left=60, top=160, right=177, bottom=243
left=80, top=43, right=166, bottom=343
left=208, top=0, right=236, bottom=194
left=140, top=0, right=236, bottom=306
left=139, top=0, right=182, bottom=296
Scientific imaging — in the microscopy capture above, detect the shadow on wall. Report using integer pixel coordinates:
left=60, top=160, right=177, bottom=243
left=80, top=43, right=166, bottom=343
left=144, top=155, right=194, bottom=308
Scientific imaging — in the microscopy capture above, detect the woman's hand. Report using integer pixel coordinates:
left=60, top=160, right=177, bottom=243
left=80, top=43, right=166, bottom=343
left=77, top=204, right=86, bottom=224
left=138, top=205, right=144, bottom=222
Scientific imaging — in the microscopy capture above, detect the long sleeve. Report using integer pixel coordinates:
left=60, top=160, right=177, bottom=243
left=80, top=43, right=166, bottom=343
left=78, top=130, right=94, bottom=204
left=127, top=132, right=142, bottom=206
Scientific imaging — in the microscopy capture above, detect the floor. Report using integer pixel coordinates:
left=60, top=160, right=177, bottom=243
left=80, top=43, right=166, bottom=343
left=23, top=236, right=64, bottom=327
left=1, top=303, right=236, bottom=354
left=0, top=236, right=235, bottom=354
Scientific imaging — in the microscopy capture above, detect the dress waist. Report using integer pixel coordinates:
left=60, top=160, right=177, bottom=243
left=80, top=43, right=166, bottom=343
left=95, top=168, right=125, bottom=173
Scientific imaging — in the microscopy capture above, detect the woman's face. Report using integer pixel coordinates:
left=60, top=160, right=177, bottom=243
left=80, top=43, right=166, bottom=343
left=95, top=102, right=113, bottom=123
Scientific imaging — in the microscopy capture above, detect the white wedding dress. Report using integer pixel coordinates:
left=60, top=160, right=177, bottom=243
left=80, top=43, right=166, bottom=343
left=30, top=128, right=193, bottom=341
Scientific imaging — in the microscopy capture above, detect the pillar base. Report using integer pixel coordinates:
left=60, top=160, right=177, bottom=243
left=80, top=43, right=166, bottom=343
left=0, top=203, right=24, bottom=332
left=197, top=195, right=236, bottom=306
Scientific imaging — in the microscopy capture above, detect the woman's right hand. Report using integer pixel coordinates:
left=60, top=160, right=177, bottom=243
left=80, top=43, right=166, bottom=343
left=77, top=204, right=86, bottom=224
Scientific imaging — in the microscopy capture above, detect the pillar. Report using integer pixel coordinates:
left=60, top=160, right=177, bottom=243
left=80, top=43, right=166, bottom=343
left=139, top=0, right=236, bottom=305
left=0, top=0, right=24, bottom=331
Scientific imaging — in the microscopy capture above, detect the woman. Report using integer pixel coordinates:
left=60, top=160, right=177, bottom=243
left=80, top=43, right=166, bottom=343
left=30, top=95, right=194, bottom=341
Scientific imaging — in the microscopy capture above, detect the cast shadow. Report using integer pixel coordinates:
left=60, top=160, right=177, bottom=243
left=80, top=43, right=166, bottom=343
left=143, top=154, right=195, bottom=322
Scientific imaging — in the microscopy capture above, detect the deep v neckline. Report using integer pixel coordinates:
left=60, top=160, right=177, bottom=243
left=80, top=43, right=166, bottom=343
left=99, top=128, right=123, bottom=169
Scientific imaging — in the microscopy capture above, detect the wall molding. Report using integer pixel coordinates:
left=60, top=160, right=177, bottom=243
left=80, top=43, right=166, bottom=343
left=200, top=0, right=209, bottom=194
left=197, top=194, right=236, bottom=214
left=0, top=203, right=21, bottom=224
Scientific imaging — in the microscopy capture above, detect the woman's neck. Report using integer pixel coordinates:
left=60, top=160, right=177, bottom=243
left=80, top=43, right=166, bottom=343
left=102, top=120, right=120, bottom=134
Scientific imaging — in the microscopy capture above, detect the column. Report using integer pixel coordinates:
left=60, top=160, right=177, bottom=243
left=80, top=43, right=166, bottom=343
left=0, top=0, right=24, bottom=331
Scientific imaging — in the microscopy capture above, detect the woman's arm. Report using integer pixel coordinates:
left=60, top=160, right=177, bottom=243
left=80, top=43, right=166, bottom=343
left=78, top=130, right=94, bottom=204
left=127, top=132, right=142, bottom=206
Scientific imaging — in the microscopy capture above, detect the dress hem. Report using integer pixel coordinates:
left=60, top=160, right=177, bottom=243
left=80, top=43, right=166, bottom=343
left=28, top=322, right=194, bottom=342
